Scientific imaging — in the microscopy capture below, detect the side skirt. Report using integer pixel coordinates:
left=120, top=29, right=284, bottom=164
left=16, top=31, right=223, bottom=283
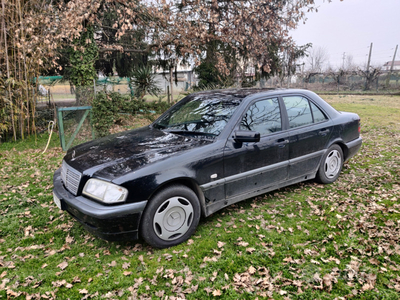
left=204, top=172, right=316, bottom=217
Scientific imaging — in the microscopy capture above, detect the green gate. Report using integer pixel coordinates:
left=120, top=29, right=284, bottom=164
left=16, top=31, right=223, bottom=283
left=56, top=106, right=94, bottom=151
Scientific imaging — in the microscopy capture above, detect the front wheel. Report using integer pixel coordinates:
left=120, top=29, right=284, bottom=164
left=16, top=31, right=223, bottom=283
left=140, top=185, right=201, bottom=249
left=316, top=144, right=344, bottom=184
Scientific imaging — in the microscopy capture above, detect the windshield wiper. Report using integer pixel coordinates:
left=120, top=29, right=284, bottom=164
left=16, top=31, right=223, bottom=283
left=166, top=130, right=217, bottom=137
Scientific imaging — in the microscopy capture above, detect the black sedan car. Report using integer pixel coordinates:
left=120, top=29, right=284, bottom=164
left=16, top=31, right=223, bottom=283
left=53, top=89, right=362, bottom=248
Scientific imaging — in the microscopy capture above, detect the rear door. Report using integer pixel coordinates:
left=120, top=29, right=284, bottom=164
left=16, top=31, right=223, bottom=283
left=223, top=97, right=289, bottom=198
left=282, top=95, right=333, bottom=180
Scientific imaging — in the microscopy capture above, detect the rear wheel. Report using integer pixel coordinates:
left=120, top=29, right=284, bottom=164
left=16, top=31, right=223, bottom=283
left=140, top=185, right=200, bottom=248
left=316, top=144, right=343, bottom=184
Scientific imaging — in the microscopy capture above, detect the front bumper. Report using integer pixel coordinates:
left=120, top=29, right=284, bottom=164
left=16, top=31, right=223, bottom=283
left=53, top=168, right=147, bottom=241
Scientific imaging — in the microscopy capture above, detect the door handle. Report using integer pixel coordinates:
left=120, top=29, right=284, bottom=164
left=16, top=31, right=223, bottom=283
left=319, top=128, right=330, bottom=136
left=276, top=138, right=289, bottom=148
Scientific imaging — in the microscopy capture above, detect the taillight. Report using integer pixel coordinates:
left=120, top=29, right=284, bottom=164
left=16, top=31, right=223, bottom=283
left=358, top=119, right=361, bottom=133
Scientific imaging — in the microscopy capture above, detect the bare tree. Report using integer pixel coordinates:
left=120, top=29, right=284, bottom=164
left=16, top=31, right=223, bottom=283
left=344, top=54, right=357, bottom=72
left=327, top=67, right=347, bottom=92
left=306, top=46, right=330, bottom=73
left=358, top=66, right=382, bottom=91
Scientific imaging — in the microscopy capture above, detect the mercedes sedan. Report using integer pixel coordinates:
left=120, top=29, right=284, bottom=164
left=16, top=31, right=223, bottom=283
left=53, top=89, right=362, bottom=248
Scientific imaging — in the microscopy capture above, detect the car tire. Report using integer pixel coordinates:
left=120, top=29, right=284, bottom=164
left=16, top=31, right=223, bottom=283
left=140, top=185, right=201, bottom=249
left=316, top=144, right=343, bottom=184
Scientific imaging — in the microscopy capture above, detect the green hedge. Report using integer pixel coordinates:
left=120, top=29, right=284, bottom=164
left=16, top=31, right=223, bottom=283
left=92, top=92, right=171, bottom=137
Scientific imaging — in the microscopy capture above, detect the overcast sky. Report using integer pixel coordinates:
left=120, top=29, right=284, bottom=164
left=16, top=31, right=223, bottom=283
left=291, top=0, right=400, bottom=69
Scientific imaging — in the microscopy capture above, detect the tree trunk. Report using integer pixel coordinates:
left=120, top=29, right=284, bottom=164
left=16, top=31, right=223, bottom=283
left=75, top=85, right=94, bottom=106
left=169, top=66, right=173, bottom=103
left=2, top=0, right=17, bottom=141
left=75, top=86, right=94, bottom=121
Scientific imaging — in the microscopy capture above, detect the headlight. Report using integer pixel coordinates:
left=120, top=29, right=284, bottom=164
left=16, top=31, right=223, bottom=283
left=83, top=179, right=128, bottom=204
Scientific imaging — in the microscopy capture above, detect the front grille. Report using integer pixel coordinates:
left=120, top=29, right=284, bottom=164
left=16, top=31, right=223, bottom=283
left=61, top=160, right=82, bottom=196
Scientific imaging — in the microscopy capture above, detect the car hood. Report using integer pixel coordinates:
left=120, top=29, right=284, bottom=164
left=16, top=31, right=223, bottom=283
left=64, top=126, right=213, bottom=180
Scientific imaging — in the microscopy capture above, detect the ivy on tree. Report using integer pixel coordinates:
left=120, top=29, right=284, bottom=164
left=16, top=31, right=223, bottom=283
left=68, top=26, right=98, bottom=105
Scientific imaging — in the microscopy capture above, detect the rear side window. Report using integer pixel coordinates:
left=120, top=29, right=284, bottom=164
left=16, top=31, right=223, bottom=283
left=283, top=96, right=327, bottom=128
left=283, top=96, right=312, bottom=128
left=310, top=102, right=328, bottom=123
left=240, top=97, right=281, bottom=136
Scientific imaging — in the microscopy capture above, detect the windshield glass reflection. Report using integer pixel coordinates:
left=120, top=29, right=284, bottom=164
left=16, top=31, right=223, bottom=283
left=154, top=94, right=241, bottom=136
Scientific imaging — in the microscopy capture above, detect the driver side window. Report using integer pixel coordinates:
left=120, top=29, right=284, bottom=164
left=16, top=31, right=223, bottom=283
left=240, top=98, right=282, bottom=136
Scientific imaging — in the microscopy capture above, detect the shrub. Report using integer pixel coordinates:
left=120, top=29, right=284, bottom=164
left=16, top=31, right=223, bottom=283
left=92, top=92, right=126, bottom=137
left=92, top=92, right=172, bottom=137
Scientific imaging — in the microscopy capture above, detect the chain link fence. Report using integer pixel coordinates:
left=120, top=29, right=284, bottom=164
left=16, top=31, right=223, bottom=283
left=33, top=72, right=399, bottom=149
left=262, top=72, right=400, bottom=92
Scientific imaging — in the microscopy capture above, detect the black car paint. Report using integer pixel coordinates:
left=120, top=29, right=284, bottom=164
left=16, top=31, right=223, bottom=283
left=53, top=89, right=362, bottom=241
left=53, top=171, right=147, bottom=240
left=63, top=126, right=214, bottom=201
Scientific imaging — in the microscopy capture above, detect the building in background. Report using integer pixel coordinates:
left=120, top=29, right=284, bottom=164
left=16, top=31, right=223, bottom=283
left=383, top=61, right=400, bottom=71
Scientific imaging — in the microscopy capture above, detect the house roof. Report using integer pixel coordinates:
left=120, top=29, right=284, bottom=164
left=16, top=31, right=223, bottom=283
left=383, top=61, right=400, bottom=66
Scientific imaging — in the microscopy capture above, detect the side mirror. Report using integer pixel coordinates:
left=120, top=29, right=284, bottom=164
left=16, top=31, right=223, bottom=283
left=234, top=130, right=260, bottom=143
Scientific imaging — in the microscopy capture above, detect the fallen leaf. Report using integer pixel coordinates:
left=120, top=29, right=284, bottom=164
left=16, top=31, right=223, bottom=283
left=246, top=247, right=256, bottom=254
left=212, top=289, right=222, bottom=296
left=57, top=261, right=68, bottom=270
left=369, top=258, right=380, bottom=265
left=237, top=241, right=249, bottom=247
left=248, top=266, right=256, bottom=275
left=108, top=261, right=117, bottom=267
left=217, top=241, right=226, bottom=248
left=65, top=235, right=74, bottom=244
left=122, top=262, right=130, bottom=269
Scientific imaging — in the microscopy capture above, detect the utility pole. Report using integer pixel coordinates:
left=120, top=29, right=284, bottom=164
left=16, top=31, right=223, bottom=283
left=342, top=52, right=346, bottom=69
left=365, top=43, right=373, bottom=90
left=386, top=45, right=398, bottom=87
left=366, top=43, right=373, bottom=72
left=389, top=45, right=398, bottom=72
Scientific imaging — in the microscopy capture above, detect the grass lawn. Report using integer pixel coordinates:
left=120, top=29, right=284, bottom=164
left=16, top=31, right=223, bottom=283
left=0, top=95, right=399, bottom=299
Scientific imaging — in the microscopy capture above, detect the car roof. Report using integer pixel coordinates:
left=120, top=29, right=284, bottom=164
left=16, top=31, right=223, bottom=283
left=188, top=88, right=339, bottom=119
left=189, top=88, right=319, bottom=101
left=189, top=88, right=277, bottom=100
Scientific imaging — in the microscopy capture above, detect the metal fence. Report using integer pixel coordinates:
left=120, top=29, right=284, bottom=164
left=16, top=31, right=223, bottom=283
left=36, top=73, right=196, bottom=107
left=262, top=72, right=400, bottom=92
left=56, top=106, right=94, bottom=151
left=34, top=72, right=399, bottom=150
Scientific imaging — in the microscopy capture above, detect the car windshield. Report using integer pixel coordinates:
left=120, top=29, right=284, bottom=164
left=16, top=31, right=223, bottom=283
left=153, top=94, right=242, bottom=136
